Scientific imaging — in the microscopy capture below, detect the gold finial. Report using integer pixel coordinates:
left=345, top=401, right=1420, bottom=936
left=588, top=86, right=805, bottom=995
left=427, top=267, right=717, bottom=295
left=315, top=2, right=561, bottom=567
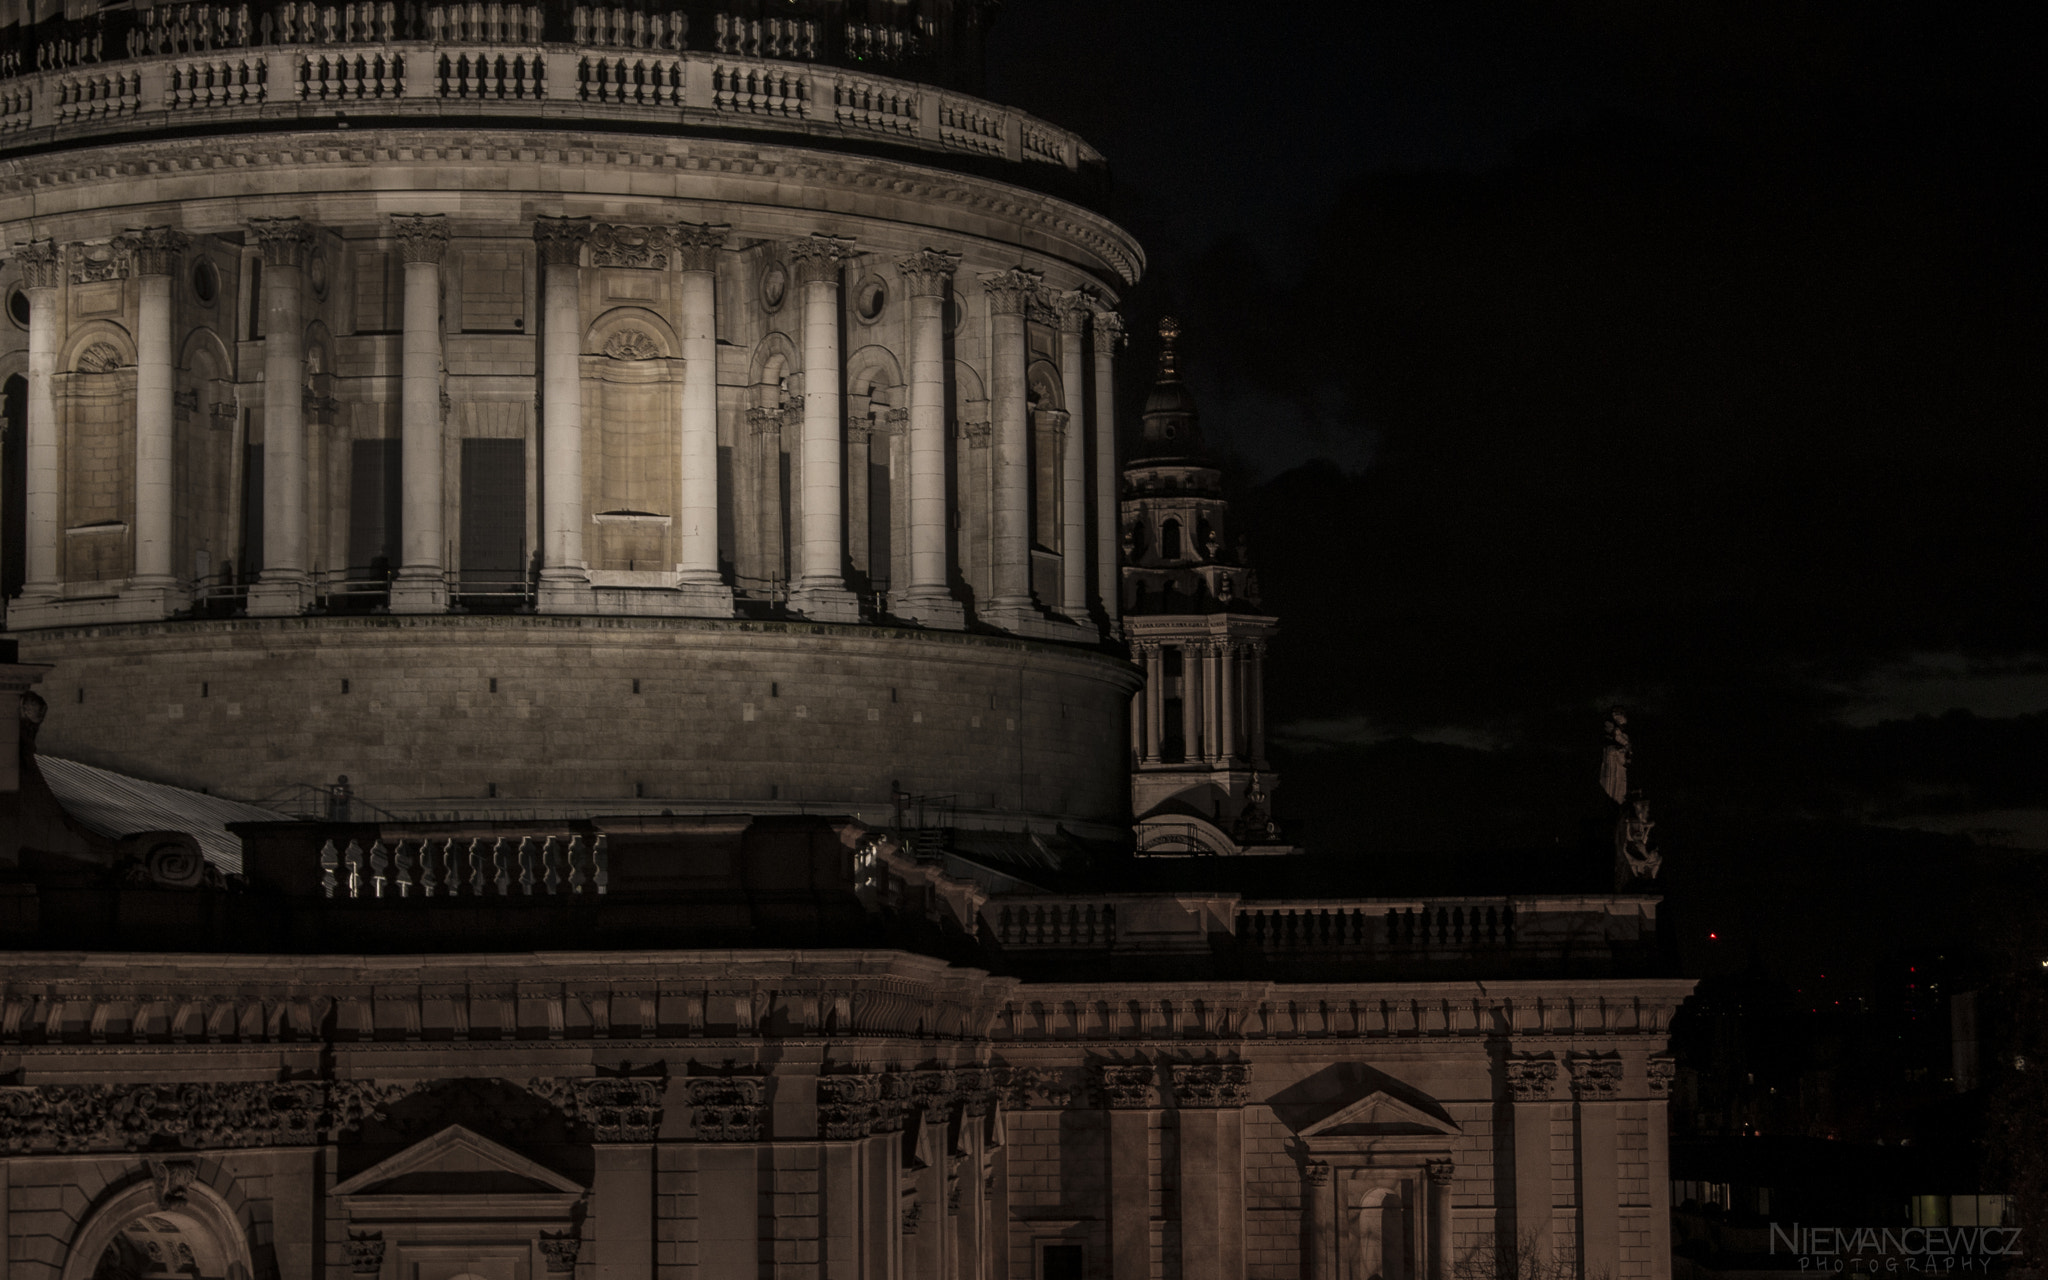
left=1157, top=316, right=1181, bottom=379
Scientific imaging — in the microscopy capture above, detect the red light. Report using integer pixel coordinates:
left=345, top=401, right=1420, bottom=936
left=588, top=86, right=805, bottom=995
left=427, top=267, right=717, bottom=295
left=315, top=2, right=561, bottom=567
left=1709, top=932, right=1718, bottom=940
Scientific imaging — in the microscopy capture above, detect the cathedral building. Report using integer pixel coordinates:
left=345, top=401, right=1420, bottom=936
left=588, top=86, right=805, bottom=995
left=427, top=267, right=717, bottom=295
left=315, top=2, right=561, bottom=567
left=0, top=2, right=1690, bottom=1278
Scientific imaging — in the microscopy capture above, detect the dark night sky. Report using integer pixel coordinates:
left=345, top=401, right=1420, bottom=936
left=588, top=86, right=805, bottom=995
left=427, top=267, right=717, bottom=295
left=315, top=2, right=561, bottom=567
left=989, top=3, right=2048, bottom=982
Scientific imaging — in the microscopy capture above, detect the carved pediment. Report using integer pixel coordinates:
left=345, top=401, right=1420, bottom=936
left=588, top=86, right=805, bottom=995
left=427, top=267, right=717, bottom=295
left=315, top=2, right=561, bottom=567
left=1296, top=1089, right=1462, bottom=1138
left=329, top=1124, right=584, bottom=1197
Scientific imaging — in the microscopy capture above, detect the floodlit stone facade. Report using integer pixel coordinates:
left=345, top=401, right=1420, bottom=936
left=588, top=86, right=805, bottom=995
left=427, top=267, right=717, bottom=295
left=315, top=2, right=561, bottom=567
left=0, top=2, right=1691, bottom=1277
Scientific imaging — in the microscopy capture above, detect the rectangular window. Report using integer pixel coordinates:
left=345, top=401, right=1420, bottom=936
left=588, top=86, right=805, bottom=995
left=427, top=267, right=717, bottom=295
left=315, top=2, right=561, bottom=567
left=1040, top=1243, right=1084, bottom=1280
left=347, top=437, right=402, bottom=576
left=460, top=437, right=526, bottom=605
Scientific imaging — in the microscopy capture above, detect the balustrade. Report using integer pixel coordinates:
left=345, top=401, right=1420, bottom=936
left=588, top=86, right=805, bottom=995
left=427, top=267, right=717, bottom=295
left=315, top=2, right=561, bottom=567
left=169, top=55, right=267, bottom=107
left=318, top=834, right=609, bottom=899
left=578, top=52, right=683, bottom=106
left=990, top=900, right=1117, bottom=949
left=54, top=68, right=141, bottom=121
left=833, top=76, right=916, bottom=136
left=937, top=97, right=1001, bottom=156
left=1235, top=901, right=1516, bottom=951
left=712, top=61, right=805, bottom=116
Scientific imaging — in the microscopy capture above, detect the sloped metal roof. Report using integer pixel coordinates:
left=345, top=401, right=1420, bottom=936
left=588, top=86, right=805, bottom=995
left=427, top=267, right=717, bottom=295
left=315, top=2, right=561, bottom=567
left=35, top=757, right=295, bottom=874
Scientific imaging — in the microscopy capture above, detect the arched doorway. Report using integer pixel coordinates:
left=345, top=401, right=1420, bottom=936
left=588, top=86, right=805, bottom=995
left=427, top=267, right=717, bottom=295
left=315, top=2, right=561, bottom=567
left=63, top=1176, right=254, bottom=1280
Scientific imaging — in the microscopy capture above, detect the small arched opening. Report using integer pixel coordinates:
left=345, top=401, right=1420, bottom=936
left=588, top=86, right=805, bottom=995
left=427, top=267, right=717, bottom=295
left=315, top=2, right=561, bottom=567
left=64, top=1175, right=255, bottom=1280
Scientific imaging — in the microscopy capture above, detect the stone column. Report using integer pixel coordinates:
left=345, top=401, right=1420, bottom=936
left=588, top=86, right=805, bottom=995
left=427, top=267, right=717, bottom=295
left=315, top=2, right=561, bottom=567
left=1217, top=640, right=1237, bottom=764
left=1171, top=1063, right=1247, bottom=1280
left=1181, top=644, right=1203, bottom=763
left=124, top=228, right=186, bottom=607
left=1249, top=642, right=1268, bottom=767
left=1097, top=1065, right=1154, bottom=1280
left=787, top=234, right=860, bottom=623
left=247, top=217, right=314, bottom=616
left=1303, top=1161, right=1335, bottom=1280
left=1571, top=1056, right=1622, bottom=1280
left=1426, top=1159, right=1454, bottom=1280
left=1142, top=643, right=1163, bottom=764
left=673, top=222, right=735, bottom=615
left=13, top=241, right=60, bottom=603
left=896, top=249, right=965, bottom=628
left=1508, top=1057, right=1559, bottom=1269
left=1647, top=1058, right=1676, bottom=1280
left=982, top=268, right=1040, bottom=628
left=535, top=217, right=593, bottom=612
left=1056, top=292, right=1090, bottom=620
left=1091, top=307, right=1123, bottom=627
left=389, top=214, right=449, bottom=613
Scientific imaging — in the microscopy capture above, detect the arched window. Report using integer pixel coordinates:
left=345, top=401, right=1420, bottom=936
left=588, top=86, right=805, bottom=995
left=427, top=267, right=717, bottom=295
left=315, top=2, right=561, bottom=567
left=1160, top=518, right=1182, bottom=561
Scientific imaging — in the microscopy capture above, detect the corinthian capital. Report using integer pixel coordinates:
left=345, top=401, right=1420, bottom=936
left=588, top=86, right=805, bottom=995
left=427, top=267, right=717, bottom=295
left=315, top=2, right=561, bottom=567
left=672, top=222, right=731, bottom=273
left=121, top=227, right=190, bottom=277
left=1090, top=306, right=1127, bottom=346
left=533, top=216, right=593, bottom=268
left=896, top=249, right=962, bottom=297
left=788, top=234, right=857, bottom=286
left=249, top=217, right=315, bottom=269
left=980, top=267, right=1043, bottom=316
left=1053, top=289, right=1095, bottom=333
left=390, top=214, right=450, bottom=266
left=11, top=239, right=62, bottom=290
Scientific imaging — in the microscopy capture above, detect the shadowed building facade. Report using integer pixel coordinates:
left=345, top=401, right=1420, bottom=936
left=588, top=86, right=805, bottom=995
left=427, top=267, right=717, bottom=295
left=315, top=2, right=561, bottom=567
left=0, top=2, right=1689, bottom=1277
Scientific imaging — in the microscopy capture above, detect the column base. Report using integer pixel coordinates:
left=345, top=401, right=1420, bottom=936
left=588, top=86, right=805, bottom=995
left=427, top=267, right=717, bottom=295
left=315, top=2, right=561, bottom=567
left=788, top=581, right=862, bottom=624
left=672, top=575, right=736, bottom=618
left=538, top=571, right=597, bottom=615
left=388, top=572, right=449, bottom=615
left=246, top=575, right=312, bottom=617
left=896, top=590, right=965, bottom=630
left=117, top=578, right=189, bottom=620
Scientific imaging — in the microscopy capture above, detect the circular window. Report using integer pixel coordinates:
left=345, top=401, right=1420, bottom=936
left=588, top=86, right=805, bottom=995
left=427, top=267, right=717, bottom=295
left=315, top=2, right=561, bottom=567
left=308, top=250, right=329, bottom=300
left=760, top=261, right=788, bottom=311
left=947, top=289, right=967, bottom=333
left=5, top=287, right=27, bottom=329
left=190, top=258, right=218, bottom=306
left=853, top=275, right=887, bottom=324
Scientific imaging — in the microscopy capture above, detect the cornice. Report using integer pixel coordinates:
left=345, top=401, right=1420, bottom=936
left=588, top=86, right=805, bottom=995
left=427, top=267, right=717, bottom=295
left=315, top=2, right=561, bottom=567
left=0, top=129, right=1143, bottom=286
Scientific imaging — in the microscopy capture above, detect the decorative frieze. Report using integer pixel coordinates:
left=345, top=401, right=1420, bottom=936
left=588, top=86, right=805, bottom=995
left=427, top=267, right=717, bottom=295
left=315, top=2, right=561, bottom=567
left=980, top=267, right=1043, bottom=316
left=249, top=217, right=314, bottom=269
left=1093, top=1062, right=1156, bottom=1109
left=533, top=216, right=593, bottom=267
left=587, top=222, right=673, bottom=271
left=672, top=222, right=730, bottom=273
left=896, top=248, right=962, bottom=297
left=390, top=214, right=449, bottom=265
left=1567, top=1054, right=1623, bottom=1100
left=1505, top=1056, right=1558, bottom=1102
left=1167, top=1061, right=1250, bottom=1108
left=12, top=239, right=63, bottom=290
left=71, top=240, right=132, bottom=284
left=681, top=1075, right=765, bottom=1141
left=817, top=1073, right=883, bottom=1139
left=0, top=1078, right=415, bottom=1155
left=787, top=234, right=857, bottom=285
left=529, top=1074, right=664, bottom=1142
left=121, top=227, right=190, bottom=277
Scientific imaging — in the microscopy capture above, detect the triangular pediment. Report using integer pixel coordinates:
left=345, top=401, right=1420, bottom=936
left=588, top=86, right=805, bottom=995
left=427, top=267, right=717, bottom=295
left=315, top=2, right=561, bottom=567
left=330, top=1124, right=584, bottom=1197
left=1297, top=1090, right=1462, bottom=1138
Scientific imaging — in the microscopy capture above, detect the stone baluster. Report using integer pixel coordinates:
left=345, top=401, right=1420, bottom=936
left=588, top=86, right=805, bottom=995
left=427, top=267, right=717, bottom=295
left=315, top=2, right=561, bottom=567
left=247, top=217, right=314, bottom=616
left=14, top=240, right=62, bottom=603
left=534, top=217, right=593, bottom=611
left=390, top=214, right=449, bottom=612
left=981, top=268, right=1040, bottom=628
left=1055, top=292, right=1090, bottom=620
left=895, top=249, right=965, bottom=628
left=1090, top=307, right=1124, bottom=627
left=785, top=234, right=859, bottom=622
left=125, top=228, right=187, bottom=610
left=672, top=222, right=734, bottom=615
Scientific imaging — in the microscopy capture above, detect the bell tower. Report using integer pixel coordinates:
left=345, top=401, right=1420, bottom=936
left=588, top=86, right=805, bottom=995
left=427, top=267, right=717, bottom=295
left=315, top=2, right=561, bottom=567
left=1123, top=320, right=1288, bottom=855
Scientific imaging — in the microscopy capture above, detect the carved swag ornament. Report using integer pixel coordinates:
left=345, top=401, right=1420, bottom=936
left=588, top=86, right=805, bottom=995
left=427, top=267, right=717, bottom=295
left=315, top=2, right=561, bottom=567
left=528, top=1074, right=664, bottom=1142
left=0, top=1079, right=416, bottom=1154
left=1505, top=1057, right=1559, bottom=1102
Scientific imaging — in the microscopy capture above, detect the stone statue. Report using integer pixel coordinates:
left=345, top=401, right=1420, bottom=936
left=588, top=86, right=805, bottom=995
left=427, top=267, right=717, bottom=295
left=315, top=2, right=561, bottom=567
left=1615, top=790, right=1662, bottom=883
left=1599, top=709, right=1630, bottom=805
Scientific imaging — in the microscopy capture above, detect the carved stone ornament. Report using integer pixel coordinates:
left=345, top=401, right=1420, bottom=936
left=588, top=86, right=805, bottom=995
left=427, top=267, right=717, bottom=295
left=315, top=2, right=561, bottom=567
left=1090, top=307, right=1126, bottom=346
left=147, top=1157, right=198, bottom=1206
left=980, top=267, right=1044, bottom=316
left=528, top=1075, right=664, bottom=1142
left=13, top=239, right=63, bottom=291
left=1303, top=1160, right=1331, bottom=1187
left=602, top=329, right=662, bottom=361
left=588, top=222, right=673, bottom=271
left=672, top=222, right=730, bottom=273
left=787, top=234, right=857, bottom=286
left=1053, top=289, right=1094, bottom=333
left=1647, top=1056, right=1677, bottom=1097
left=747, top=406, right=789, bottom=436
left=533, top=217, right=593, bottom=268
left=537, top=1233, right=581, bottom=1274
left=390, top=214, right=450, bottom=266
left=76, top=343, right=126, bottom=373
left=1167, top=1061, right=1250, bottom=1109
left=817, top=1073, right=882, bottom=1140
left=681, top=1075, right=766, bottom=1141
left=122, top=227, right=190, bottom=277
left=343, top=1230, right=384, bottom=1275
left=959, top=419, right=992, bottom=447
left=69, top=240, right=132, bottom=285
left=895, top=248, right=962, bottom=298
left=1568, top=1054, right=1624, bottom=1100
left=1093, top=1062, right=1156, bottom=1110
left=1505, top=1056, right=1559, bottom=1102
left=1425, top=1158, right=1455, bottom=1187
left=248, top=217, right=315, bottom=270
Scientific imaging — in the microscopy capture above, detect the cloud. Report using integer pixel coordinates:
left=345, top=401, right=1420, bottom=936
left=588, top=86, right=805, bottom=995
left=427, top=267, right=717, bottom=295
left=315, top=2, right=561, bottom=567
left=1832, top=651, right=2048, bottom=728
left=1271, top=716, right=1509, bottom=754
